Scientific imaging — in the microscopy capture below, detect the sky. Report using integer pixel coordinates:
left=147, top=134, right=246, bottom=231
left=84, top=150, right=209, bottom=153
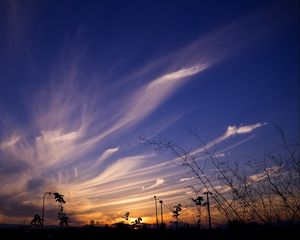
left=0, top=0, right=299, bottom=226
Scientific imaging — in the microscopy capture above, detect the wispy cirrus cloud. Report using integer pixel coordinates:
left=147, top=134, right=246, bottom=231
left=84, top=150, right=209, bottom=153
left=214, top=122, right=268, bottom=145
left=142, top=178, right=165, bottom=190
left=179, top=177, right=194, bottom=182
left=224, top=123, right=268, bottom=137
left=95, top=147, right=119, bottom=167
left=188, top=122, right=268, bottom=155
left=0, top=134, right=21, bottom=149
left=0, top=2, right=289, bottom=225
left=117, top=65, right=208, bottom=129
left=248, top=166, right=281, bottom=183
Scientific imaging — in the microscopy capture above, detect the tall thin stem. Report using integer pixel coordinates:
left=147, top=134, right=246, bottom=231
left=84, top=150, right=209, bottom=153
left=204, top=191, right=212, bottom=229
left=159, top=200, right=163, bottom=224
left=41, top=192, right=51, bottom=228
left=154, top=196, right=158, bottom=228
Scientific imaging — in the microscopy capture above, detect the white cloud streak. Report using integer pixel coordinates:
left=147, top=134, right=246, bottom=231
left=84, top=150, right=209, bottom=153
left=142, top=178, right=165, bottom=190
left=190, top=122, right=267, bottom=156
left=101, top=64, right=209, bottom=135
left=95, top=147, right=119, bottom=167
left=249, top=166, right=281, bottom=182
left=179, top=177, right=194, bottom=182
left=218, top=122, right=267, bottom=143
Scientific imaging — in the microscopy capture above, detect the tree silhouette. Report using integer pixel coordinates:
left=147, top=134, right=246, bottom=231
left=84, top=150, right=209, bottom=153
left=31, top=214, right=42, bottom=228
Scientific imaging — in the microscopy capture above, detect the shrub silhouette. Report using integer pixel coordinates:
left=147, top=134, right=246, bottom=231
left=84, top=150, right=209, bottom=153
left=31, top=214, right=42, bottom=228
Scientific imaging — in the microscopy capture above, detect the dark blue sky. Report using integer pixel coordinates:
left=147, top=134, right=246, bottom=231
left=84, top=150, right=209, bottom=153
left=0, top=0, right=299, bottom=225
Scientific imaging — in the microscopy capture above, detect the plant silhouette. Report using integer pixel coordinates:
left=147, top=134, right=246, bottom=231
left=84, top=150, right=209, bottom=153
left=31, top=214, right=42, bottom=228
left=58, top=212, right=71, bottom=227
left=191, top=196, right=204, bottom=206
left=53, top=192, right=70, bottom=227
left=90, top=219, right=95, bottom=226
left=53, top=192, right=66, bottom=204
left=124, top=212, right=130, bottom=221
left=191, top=196, right=204, bottom=227
left=141, top=127, right=300, bottom=224
left=172, top=204, right=182, bottom=228
left=132, top=217, right=143, bottom=229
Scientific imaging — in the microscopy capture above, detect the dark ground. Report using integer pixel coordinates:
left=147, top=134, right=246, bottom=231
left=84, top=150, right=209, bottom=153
left=0, top=223, right=299, bottom=240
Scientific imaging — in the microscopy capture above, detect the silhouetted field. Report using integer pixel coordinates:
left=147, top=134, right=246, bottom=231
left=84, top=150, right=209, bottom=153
left=0, top=223, right=299, bottom=240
